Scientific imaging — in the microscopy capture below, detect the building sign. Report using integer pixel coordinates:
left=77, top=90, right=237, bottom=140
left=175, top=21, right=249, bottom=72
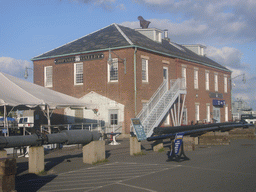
left=55, top=53, right=104, bottom=64
left=131, top=118, right=147, bottom=141
left=213, top=99, right=225, bottom=106
left=209, top=92, right=223, bottom=99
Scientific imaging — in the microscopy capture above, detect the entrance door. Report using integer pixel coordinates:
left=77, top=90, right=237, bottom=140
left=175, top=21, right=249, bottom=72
left=213, top=106, right=221, bottom=123
left=163, top=67, right=168, bottom=88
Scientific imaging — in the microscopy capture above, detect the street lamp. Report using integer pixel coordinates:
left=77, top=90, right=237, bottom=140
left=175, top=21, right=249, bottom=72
left=231, top=73, right=246, bottom=88
left=24, top=67, right=33, bottom=79
left=108, top=49, right=127, bottom=74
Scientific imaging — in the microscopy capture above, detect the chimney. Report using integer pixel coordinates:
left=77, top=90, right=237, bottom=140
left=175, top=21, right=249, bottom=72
left=163, top=29, right=170, bottom=42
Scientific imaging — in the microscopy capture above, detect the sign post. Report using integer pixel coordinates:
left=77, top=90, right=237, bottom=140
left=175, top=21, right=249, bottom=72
left=131, top=118, right=147, bottom=141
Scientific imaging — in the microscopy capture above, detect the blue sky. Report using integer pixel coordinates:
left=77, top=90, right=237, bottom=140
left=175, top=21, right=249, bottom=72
left=1, top=0, right=256, bottom=109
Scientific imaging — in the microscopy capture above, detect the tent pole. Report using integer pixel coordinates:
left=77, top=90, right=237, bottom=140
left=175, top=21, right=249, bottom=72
left=47, top=105, right=51, bottom=134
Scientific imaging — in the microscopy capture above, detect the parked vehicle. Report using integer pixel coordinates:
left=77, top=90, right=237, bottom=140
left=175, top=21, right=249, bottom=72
left=18, top=116, right=34, bottom=128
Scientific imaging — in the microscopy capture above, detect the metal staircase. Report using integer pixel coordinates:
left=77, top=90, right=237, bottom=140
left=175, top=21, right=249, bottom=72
left=137, top=78, right=186, bottom=137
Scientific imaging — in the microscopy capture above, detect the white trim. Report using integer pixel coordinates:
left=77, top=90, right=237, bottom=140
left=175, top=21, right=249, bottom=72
left=108, top=58, right=118, bottom=82
left=114, top=23, right=133, bottom=45
left=194, top=68, right=199, bottom=89
left=205, top=70, right=209, bottom=91
left=214, top=73, right=218, bottom=92
left=206, top=104, right=210, bottom=122
left=74, top=63, right=83, bottom=85
left=225, top=105, right=228, bottom=122
left=44, top=66, right=53, bottom=88
left=224, top=75, right=228, bottom=93
left=142, top=58, right=148, bottom=82
left=195, top=103, right=200, bottom=121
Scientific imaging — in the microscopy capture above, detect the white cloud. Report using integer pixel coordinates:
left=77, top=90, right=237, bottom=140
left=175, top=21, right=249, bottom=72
left=0, top=57, right=33, bottom=81
left=133, top=0, right=256, bottom=44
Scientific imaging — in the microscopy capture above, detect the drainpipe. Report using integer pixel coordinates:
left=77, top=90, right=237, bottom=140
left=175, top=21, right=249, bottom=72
left=134, top=47, right=138, bottom=117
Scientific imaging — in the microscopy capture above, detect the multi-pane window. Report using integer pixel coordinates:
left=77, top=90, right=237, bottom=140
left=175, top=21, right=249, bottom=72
left=142, top=59, right=148, bottom=82
left=225, top=106, right=228, bottom=122
left=109, top=110, right=118, bottom=125
left=195, top=103, right=200, bottom=122
left=205, top=71, right=209, bottom=90
left=206, top=104, right=210, bottom=123
left=224, top=76, right=228, bottom=93
left=44, top=66, right=53, bottom=87
left=74, top=63, right=83, bottom=85
left=194, top=68, right=198, bottom=89
left=181, top=66, right=186, bottom=88
left=214, top=73, right=218, bottom=92
left=108, top=58, right=118, bottom=82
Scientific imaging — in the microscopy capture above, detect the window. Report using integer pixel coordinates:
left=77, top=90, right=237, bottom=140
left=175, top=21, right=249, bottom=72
left=74, top=63, right=83, bottom=85
left=44, top=66, right=52, bottom=87
left=181, top=66, right=186, bottom=88
left=225, top=106, right=228, bottom=122
left=109, top=110, right=118, bottom=125
left=224, top=76, right=228, bottom=93
left=182, top=108, right=187, bottom=125
left=214, top=73, right=218, bottom=92
left=195, top=103, right=200, bottom=121
left=206, top=104, right=210, bottom=123
left=108, top=58, right=118, bottom=82
left=205, top=71, right=209, bottom=90
left=142, top=58, right=148, bottom=82
left=75, top=109, right=83, bottom=123
left=194, top=68, right=198, bottom=89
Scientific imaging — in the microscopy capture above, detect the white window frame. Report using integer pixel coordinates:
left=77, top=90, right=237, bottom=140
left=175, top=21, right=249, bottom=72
left=108, top=58, right=118, bottom=82
left=109, top=109, right=118, bottom=126
left=214, top=73, right=218, bottom=92
left=181, top=66, right=187, bottom=88
left=206, top=104, right=210, bottom=123
left=194, top=68, right=199, bottom=89
left=44, top=66, right=53, bottom=88
left=195, top=103, right=200, bottom=122
left=225, top=106, right=228, bottom=122
left=74, top=63, right=83, bottom=85
left=205, top=70, right=209, bottom=91
left=142, top=58, right=148, bottom=82
left=224, top=75, right=228, bottom=93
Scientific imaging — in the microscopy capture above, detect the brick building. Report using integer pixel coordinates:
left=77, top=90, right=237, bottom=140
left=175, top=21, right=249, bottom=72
left=32, top=23, right=231, bottom=136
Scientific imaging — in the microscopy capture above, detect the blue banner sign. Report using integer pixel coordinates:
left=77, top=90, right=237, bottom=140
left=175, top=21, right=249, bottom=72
left=174, top=133, right=184, bottom=155
left=131, top=118, right=147, bottom=141
left=213, top=99, right=225, bottom=106
left=2, top=129, right=7, bottom=134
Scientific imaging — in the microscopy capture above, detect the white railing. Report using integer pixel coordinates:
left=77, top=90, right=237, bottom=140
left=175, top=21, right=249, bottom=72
left=137, top=80, right=168, bottom=123
left=136, top=78, right=186, bottom=137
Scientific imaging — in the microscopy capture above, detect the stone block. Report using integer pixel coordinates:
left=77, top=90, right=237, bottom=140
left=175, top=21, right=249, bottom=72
left=0, top=175, right=15, bottom=192
left=0, top=158, right=16, bottom=176
left=152, top=140, right=163, bottom=152
left=83, top=140, right=105, bottom=164
left=229, top=128, right=255, bottom=140
left=183, top=136, right=195, bottom=151
left=29, top=146, right=44, bottom=174
left=130, top=137, right=141, bottom=155
left=0, top=151, right=7, bottom=159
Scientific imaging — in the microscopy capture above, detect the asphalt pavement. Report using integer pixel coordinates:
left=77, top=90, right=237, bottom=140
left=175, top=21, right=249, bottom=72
left=15, top=138, right=256, bottom=192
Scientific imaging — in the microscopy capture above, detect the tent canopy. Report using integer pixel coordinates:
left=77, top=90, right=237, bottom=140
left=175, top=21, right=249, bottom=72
left=0, top=72, right=87, bottom=109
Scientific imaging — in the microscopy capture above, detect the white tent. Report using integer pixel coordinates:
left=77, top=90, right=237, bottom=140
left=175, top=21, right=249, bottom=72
left=0, top=72, right=87, bottom=133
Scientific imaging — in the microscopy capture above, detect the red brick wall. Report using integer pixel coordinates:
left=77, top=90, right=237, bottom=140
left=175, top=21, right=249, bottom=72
left=33, top=47, right=232, bottom=133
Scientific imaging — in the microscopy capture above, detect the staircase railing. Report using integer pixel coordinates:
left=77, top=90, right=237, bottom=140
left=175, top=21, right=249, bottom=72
left=137, top=79, right=168, bottom=123
left=135, top=78, right=186, bottom=137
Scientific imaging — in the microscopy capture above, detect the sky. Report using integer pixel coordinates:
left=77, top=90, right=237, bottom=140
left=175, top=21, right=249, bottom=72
left=1, top=0, right=256, bottom=110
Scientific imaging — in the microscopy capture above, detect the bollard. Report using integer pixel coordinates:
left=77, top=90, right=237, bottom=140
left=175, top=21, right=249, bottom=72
left=130, top=137, right=141, bottom=155
left=83, top=140, right=105, bottom=164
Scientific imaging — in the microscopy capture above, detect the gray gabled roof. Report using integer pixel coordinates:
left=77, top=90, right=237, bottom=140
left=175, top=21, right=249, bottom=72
left=32, top=23, right=230, bottom=72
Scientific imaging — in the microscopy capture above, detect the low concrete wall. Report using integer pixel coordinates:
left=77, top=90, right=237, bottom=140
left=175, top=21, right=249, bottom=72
left=229, top=128, right=255, bottom=140
left=199, top=131, right=230, bottom=145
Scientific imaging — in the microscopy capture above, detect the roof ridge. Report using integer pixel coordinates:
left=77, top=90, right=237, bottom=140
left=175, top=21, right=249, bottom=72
left=32, top=23, right=116, bottom=60
left=114, top=24, right=133, bottom=45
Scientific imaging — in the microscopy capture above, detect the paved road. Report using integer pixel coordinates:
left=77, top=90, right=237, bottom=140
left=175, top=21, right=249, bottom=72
left=15, top=138, right=256, bottom=192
